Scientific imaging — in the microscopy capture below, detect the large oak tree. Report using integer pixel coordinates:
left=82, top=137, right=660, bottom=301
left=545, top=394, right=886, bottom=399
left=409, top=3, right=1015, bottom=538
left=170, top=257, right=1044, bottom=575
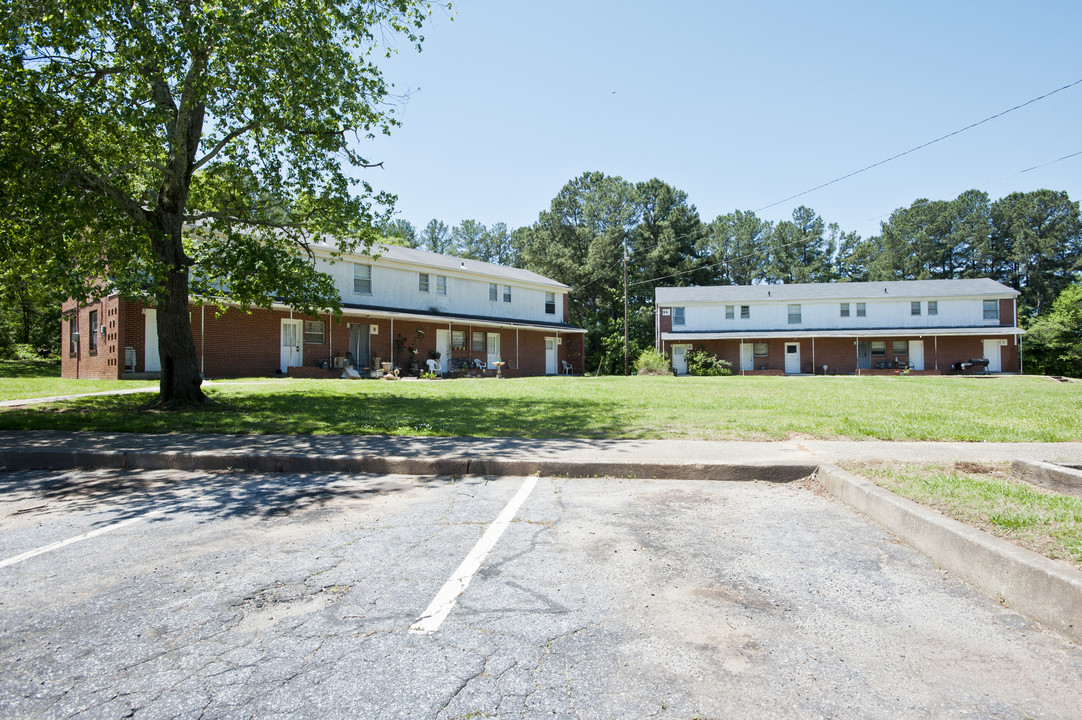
left=1, top=0, right=440, bottom=404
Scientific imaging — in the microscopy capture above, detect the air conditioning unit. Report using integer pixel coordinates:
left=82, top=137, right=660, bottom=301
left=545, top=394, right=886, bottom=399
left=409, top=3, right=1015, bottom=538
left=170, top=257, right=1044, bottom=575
left=100, top=325, right=107, bottom=336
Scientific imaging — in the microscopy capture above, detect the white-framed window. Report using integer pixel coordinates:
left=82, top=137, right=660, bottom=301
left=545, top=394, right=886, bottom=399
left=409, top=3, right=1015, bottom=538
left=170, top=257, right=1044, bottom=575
left=673, top=307, right=685, bottom=326
left=303, top=320, right=325, bottom=344
left=452, top=330, right=466, bottom=350
left=753, top=342, right=768, bottom=357
left=545, top=292, right=555, bottom=314
left=840, top=303, right=850, bottom=317
left=725, top=305, right=735, bottom=320
left=911, top=301, right=921, bottom=316
left=436, top=275, right=447, bottom=295
left=472, top=331, right=485, bottom=352
left=88, top=310, right=98, bottom=353
left=788, top=304, right=801, bottom=324
left=740, top=305, right=750, bottom=319
left=68, top=315, right=78, bottom=356
left=503, top=285, right=512, bottom=303
left=418, top=273, right=430, bottom=293
left=489, top=283, right=498, bottom=302
left=983, top=299, right=999, bottom=320
left=928, top=301, right=938, bottom=316
left=871, top=340, right=886, bottom=355
left=856, top=302, right=866, bottom=317
left=892, top=340, right=908, bottom=355
left=353, top=263, right=371, bottom=295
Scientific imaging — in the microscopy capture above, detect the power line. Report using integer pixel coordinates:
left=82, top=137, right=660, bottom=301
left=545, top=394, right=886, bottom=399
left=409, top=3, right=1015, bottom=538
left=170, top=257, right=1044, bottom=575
left=755, top=77, right=1082, bottom=213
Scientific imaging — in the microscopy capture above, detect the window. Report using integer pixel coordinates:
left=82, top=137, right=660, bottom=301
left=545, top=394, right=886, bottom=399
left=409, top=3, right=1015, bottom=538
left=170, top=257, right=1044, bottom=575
left=725, top=305, right=735, bottom=320
left=753, top=342, right=768, bottom=357
left=503, top=285, right=512, bottom=303
left=489, top=283, right=498, bottom=302
left=673, top=307, right=685, bottom=326
left=418, top=273, right=430, bottom=293
left=68, top=316, right=78, bottom=356
left=788, top=304, right=801, bottom=324
left=472, top=331, right=485, bottom=352
left=88, top=310, right=98, bottom=353
left=911, top=301, right=921, bottom=316
left=545, top=292, right=555, bottom=315
left=452, top=330, right=466, bottom=350
left=856, top=302, right=866, bottom=317
left=303, top=320, right=325, bottom=344
left=928, top=301, right=938, bottom=316
left=892, top=340, right=908, bottom=355
left=740, top=305, right=750, bottom=319
left=436, top=275, right=447, bottom=295
left=840, top=303, right=850, bottom=317
left=353, top=263, right=371, bottom=294
left=871, top=340, right=886, bottom=355
left=983, top=299, right=999, bottom=320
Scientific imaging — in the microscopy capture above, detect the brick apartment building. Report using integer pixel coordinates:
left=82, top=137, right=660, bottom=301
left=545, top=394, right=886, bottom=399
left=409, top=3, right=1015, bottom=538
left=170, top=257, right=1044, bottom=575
left=62, top=243, right=585, bottom=380
left=655, top=278, right=1022, bottom=375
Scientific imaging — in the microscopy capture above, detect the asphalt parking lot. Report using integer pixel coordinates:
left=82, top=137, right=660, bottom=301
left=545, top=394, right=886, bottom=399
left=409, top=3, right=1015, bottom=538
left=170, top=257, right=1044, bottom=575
left=1, top=468, right=1081, bottom=719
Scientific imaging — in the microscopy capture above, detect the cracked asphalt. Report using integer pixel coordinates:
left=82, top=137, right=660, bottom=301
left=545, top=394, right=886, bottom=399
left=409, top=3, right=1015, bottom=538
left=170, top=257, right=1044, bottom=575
left=1, top=468, right=1081, bottom=719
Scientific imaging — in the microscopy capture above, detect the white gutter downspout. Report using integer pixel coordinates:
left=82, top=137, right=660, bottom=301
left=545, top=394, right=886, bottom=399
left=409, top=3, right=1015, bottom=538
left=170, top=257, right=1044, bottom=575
left=854, top=338, right=859, bottom=376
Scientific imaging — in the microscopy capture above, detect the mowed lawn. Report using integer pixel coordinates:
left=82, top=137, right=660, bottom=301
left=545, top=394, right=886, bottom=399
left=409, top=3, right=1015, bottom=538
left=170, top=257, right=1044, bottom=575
left=1, top=374, right=1080, bottom=441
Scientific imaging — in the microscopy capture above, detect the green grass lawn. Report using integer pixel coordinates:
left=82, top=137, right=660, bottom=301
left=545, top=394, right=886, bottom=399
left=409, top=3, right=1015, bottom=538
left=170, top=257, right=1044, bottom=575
left=1, top=374, right=1080, bottom=441
left=0, top=360, right=157, bottom=402
left=850, top=461, right=1082, bottom=569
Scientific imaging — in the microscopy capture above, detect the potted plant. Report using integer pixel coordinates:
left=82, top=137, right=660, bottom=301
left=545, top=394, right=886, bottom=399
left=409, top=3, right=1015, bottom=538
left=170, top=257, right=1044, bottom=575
left=428, top=349, right=441, bottom=360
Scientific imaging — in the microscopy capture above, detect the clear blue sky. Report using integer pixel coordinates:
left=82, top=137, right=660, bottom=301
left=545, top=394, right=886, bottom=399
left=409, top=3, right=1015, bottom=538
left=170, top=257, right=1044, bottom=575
left=359, top=0, right=1082, bottom=239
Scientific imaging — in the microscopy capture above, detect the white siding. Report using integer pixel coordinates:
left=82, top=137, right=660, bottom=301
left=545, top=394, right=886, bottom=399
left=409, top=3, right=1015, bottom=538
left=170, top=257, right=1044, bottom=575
left=316, top=256, right=561, bottom=323
left=678, top=297, right=1007, bottom=332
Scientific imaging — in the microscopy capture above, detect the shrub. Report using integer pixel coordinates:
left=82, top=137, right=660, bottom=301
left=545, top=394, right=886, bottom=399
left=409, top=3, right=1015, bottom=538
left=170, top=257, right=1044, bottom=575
left=686, top=347, right=732, bottom=376
left=634, top=349, right=671, bottom=375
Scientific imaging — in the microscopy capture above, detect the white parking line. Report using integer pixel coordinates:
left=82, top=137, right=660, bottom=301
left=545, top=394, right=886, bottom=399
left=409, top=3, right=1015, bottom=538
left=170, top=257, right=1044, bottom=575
left=0, top=510, right=161, bottom=569
left=410, top=475, right=540, bottom=634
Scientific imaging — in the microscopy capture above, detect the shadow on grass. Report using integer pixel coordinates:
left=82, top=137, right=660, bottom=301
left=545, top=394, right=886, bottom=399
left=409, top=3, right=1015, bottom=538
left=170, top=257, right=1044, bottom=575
left=0, top=467, right=446, bottom=525
left=0, top=360, right=61, bottom=379
left=0, top=388, right=634, bottom=438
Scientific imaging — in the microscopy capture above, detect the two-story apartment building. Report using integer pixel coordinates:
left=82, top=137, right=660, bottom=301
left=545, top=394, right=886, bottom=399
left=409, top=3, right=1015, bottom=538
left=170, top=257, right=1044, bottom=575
left=62, top=243, right=585, bottom=379
left=656, top=278, right=1022, bottom=375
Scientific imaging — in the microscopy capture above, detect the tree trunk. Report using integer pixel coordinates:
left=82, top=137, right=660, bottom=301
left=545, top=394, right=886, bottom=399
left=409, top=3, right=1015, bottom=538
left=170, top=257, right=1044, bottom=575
left=152, top=216, right=206, bottom=406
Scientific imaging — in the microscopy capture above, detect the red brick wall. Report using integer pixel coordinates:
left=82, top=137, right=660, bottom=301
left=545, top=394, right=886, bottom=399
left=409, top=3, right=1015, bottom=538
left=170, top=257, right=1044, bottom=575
left=659, top=307, right=673, bottom=333
left=61, top=296, right=127, bottom=380
left=999, top=298, right=1016, bottom=327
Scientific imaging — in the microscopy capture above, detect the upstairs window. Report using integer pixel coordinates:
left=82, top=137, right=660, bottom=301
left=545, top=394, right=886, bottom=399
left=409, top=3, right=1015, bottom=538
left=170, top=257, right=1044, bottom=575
left=911, top=301, right=921, bottom=316
left=788, top=304, right=801, bottom=324
left=725, top=305, right=735, bottom=320
left=840, top=303, right=850, bottom=317
left=418, top=273, right=430, bottom=293
left=740, top=305, right=750, bottom=319
left=856, top=302, right=866, bottom=317
left=672, top=307, right=685, bottom=326
left=928, top=301, right=938, bottom=316
left=545, top=292, right=555, bottom=314
left=503, top=285, right=512, bottom=303
left=353, top=263, right=371, bottom=295
left=303, top=320, right=325, bottom=344
left=436, top=275, right=447, bottom=295
left=489, top=283, right=498, bottom=302
left=983, top=299, right=999, bottom=320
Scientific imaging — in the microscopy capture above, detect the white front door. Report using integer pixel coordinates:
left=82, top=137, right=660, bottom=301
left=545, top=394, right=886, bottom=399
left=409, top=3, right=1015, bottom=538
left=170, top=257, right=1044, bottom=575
left=486, top=332, right=501, bottom=368
left=909, top=340, right=924, bottom=371
left=545, top=338, right=557, bottom=374
left=740, top=343, right=754, bottom=372
left=672, top=345, right=689, bottom=375
left=280, top=319, right=302, bottom=373
left=784, top=342, right=801, bottom=374
left=983, top=339, right=1002, bottom=372
left=436, top=329, right=450, bottom=373
left=144, top=309, right=161, bottom=372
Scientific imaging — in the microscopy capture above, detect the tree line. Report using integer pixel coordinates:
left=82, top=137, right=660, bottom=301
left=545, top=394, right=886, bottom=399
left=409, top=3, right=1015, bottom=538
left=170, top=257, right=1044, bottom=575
left=380, top=172, right=1082, bottom=376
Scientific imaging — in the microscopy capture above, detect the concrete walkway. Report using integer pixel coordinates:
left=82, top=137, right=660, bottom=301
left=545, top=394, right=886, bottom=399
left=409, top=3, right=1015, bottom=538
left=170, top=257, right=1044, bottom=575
left=1, top=430, right=1081, bottom=479
left=0, top=386, right=159, bottom=409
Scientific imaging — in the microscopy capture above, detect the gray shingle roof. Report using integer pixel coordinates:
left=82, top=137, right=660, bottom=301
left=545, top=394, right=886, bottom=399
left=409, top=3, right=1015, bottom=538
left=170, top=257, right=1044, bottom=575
left=656, top=278, right=1018, bottom=304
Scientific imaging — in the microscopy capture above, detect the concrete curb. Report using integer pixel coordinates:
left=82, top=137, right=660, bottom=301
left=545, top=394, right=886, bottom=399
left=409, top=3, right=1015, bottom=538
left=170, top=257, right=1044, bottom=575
left=818, top=463, right=1082, bottom=645
left=1012, top=458, right=1082, bottom=498
left=0, top=447, right=817, bottom=483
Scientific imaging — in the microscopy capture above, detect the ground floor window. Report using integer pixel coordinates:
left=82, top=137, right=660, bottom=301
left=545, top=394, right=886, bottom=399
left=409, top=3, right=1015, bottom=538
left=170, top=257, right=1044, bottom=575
left=871, top=340, right=887, bottom=355
left=472, top=331, right=485, bottom=352
left=452, top=330, right=466, bottom=350
left=88, top=310, right=98, bottom=353
left=753, top=342, right=768, bottom=357
left=303, top=320, right=325, bottom=344
left=68, top=315, right=78, bottom=356
left=892, top=340, right=908, bottom=355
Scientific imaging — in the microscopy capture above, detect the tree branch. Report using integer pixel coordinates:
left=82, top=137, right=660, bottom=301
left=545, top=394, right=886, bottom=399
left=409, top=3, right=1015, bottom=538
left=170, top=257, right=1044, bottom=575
left=66, top=167, right=150, bottom=227
left=193, top=121, right=258, bottom=171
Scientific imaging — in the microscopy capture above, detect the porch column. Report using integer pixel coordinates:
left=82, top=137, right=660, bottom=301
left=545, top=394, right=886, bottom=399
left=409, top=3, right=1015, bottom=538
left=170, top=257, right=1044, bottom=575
left=855, top=338, right=859, bottom=376
left=811, top=337, right=815, bottom=375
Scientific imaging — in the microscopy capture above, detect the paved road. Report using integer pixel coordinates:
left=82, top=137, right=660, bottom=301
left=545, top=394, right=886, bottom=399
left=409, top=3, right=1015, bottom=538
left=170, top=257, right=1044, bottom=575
left=2, top=468, right=1080, bottom=719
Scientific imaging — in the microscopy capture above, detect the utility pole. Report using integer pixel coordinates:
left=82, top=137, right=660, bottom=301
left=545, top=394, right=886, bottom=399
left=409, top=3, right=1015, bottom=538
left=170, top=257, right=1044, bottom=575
left=623, top=233, right=629, bottom=376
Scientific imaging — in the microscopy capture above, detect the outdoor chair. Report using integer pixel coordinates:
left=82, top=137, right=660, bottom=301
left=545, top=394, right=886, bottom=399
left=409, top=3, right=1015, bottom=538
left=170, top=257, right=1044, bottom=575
left=561, top=360, right=573, bottom=375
